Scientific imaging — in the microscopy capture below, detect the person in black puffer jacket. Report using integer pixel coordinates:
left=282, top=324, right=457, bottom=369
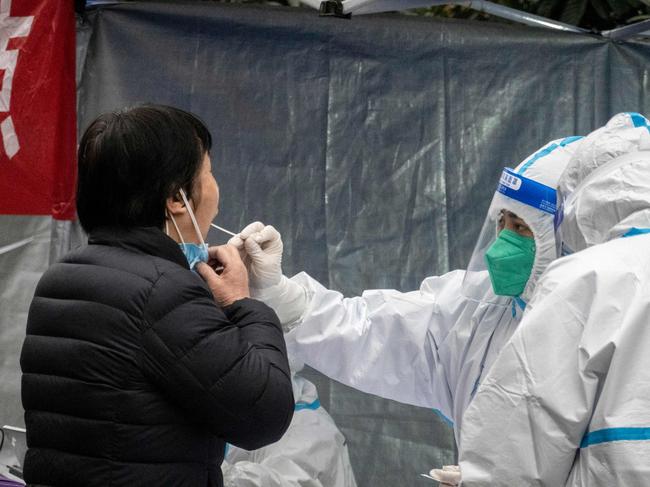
left=20, top=104, right=295, bottom=486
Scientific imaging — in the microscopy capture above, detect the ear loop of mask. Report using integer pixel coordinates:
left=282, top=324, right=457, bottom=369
left=179, top=187, right=207, bottom=246
left=167, top=210, right=186, bottom=245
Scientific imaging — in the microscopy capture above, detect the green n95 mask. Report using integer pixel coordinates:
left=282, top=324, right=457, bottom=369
left=485, top=229, right=535, bottom=297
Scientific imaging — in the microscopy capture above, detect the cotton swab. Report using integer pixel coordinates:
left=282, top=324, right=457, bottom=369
left=210, top=223, right=237, bottom=237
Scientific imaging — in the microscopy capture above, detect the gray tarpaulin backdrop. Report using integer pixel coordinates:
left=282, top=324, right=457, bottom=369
left=2, top=1, right=650, bottom=485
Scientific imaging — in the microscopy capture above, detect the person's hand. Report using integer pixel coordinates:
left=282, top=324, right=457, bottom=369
left=196, top=244, right=250, bottom=307
left=428, top=465, right=461, bottom=486
left=229, top=222, right=310, bottom=329
left=228, top=221, right=283, bottom=290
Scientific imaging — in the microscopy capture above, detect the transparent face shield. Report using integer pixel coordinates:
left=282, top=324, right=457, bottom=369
left=553, top=184, right=577, bottom=257
left=462, top=168, right=558, bottom=304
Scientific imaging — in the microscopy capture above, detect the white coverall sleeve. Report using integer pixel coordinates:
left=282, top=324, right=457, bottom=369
left=285, top=270, right=467, bottom=414
left=459, top=254, right=635, bottom=486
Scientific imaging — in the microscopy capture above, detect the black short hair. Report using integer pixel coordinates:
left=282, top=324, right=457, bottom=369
left=77, top=104, right=212, bottom=233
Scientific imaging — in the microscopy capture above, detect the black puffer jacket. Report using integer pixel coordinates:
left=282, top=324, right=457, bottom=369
left=20, top=226, right=294, bottom=487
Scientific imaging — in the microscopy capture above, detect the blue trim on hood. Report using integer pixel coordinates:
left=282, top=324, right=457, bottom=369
left=517, top=136, right=583, bottom=175
left=622, top=227, right=650, bottom=238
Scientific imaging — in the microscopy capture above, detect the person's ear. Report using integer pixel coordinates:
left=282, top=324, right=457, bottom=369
left=165, top=193, right=187, bottom=217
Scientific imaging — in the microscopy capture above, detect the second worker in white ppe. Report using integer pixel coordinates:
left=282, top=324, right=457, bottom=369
left=228, top=134, right=583, bottom=452
left=222, top=358, right=357, bottom=487
left=459, top=113, right=650, bottom=486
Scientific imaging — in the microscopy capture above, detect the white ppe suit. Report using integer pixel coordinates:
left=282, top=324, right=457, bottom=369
left=222, top=370, right=357, bottom=487
left=247, top=137, right=580, bottom=445
left=459, top=113, right=650, bottom=486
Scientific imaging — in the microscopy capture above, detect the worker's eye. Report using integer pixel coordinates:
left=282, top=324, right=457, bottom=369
left=516, top=224, right=531, bottom=234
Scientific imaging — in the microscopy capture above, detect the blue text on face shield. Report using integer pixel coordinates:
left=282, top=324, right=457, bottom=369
left=496, top=169, right=557, bottom=215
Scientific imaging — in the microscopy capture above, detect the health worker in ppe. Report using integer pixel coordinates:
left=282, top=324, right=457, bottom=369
left=227, top=135, right=581, bottom=454
left=459, top=112, right=650, bottom=486
left=222, top=354, right=357, bottom=487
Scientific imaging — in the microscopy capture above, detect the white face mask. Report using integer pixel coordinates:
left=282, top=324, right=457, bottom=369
left=166, top=188, right=209, bottom=269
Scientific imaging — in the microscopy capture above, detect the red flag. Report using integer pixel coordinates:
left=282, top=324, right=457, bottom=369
left=0, top=0, right=76, bottom=219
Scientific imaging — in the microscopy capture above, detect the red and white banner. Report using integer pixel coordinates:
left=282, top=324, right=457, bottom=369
left=0, top=0, right=76, bottom=219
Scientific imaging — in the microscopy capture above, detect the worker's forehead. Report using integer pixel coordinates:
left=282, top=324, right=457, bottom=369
left=500, top=210, right=524, bottom=220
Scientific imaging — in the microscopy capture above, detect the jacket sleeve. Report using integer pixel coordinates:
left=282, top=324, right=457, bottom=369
left=459, top=255, right=636, bottom=486
left=285, top=270, right=468, bottom=414
left=139, top=267, right=294, bottom=450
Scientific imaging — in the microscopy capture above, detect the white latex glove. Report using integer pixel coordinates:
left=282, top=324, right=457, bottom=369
left=228, top=221, right=282, bottom=290
left=428, top=465, right=461, bottom=486
left=230, top=222, right=310, bottom=331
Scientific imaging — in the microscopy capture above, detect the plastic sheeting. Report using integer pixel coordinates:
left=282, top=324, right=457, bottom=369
left=3, top=1, right=650, bottom=486
left=76, top=3, right=650, bottom=486
left=0, top=216, right=51, bottom=428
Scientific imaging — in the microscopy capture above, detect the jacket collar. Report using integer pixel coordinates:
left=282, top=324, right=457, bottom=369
left=88, top=226, right=189, bottom=270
